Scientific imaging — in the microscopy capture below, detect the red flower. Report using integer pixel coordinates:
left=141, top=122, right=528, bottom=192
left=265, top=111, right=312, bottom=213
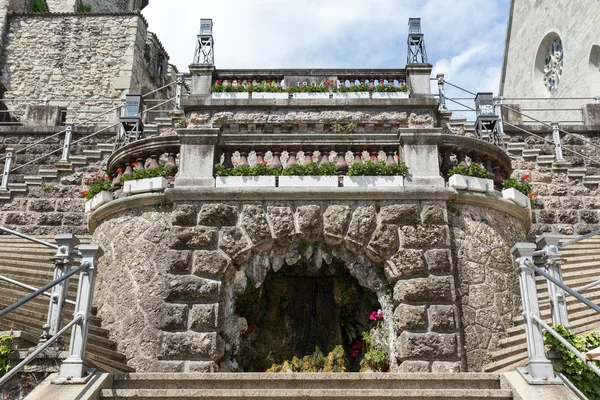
left=370, top=155, right=376, bottom=160
left=233, top=161, right=238, bottom=166
left=94, top=173, right=98, bottom=177
left=326, top=81, right=331, bottom=86
left=528, top=193, right=538, bottom=198
left=379, top=79, right=384, bottom=84
left=308, top=156, right=313, bottom=161
left=237, top=80, right=242, bottom=85
left=215, top=80, right=221, bottom=85
left=499, top=176, right=504, bottom=181
left=105, top=175, right=109, bottom=179
left=523, top=174, right=530, bottom=179
left=131, top=162, right=137, bottom=167
left=262, top=160, right=268, bottom=166
left=82, top=190, right=88, bottom=197
left=116, top=168, right=123, bottom=174
left=248, top=325, right=255, bottom=331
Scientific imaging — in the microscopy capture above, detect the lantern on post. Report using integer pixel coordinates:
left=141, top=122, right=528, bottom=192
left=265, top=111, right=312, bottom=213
left=474, top=92, right=504, bottom=149
left=194, top=19, right=214, bottom=65
left=114, top=94, right=145, bottom=150
left=407, top=18, right=428, bottom=64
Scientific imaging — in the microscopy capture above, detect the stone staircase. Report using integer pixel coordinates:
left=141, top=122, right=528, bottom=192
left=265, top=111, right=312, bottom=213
left=485, top=236, right=600, bottom=372
left=98, top=373, right=513, bottom=399
left=0, top=235, right=133, bottom=373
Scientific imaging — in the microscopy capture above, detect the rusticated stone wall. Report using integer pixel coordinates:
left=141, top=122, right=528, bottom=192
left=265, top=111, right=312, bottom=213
left=91, top=192, right=527, bottom=373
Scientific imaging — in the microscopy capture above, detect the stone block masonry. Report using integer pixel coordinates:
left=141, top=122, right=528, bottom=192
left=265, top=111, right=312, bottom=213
left=91, top=192, right=527, bottom=372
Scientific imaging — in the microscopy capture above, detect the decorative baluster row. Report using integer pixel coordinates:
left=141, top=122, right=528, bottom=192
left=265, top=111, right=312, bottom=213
left=337, top=78, right=406, bottom=89
left=110, top=152, right=178, bottom=188
left=439, top=146, right=505, bottom=185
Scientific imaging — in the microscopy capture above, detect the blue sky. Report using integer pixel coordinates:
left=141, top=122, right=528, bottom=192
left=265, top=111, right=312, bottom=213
left=143, top=0, right=511, bottom=117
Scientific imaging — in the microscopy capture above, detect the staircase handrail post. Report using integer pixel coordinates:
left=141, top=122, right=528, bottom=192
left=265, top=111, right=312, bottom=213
left=57, top=243, right=103, bottom=383
left=40, top=234, right=80, bottom=345
left=175, top=73, right=184, bottom=110
left=436, top=73, right=447, bottom=110
left=510, top=242, right=557, bottom=383
left=0, top=148, right=14, bottom=191
left=536, top=233, right=570, bottom=328
left=551, top=122, right=565, bottom=162
left=60, top=124, right=74, bottom=163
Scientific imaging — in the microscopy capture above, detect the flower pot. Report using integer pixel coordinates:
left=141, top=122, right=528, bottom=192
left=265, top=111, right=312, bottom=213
left=251, top=92, right=289, bottom=100
left=343, top=176, right=404, bottom=187
left=211, top=92, right=249, bottom=100
left=215, top=176, right=276, bottom=188
left=371, top=92, right=409, bottom=99
left=84, top=191, right=112, bottom=213
left=332, top=92, right=370, bottom=99
left=449, top=174, right=493, bottom=193
left=123, top=177, right=169, bottom=195
left=502, top=188, right=531, bottom=208
left=278, top=176, right=339, bottom=187
left=292, top=93, right=331, bottom=99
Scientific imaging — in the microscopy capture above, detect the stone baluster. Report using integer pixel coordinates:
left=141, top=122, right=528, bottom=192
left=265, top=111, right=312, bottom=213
left=116, top=168, right=123, bottom=183
left=353, top=149, right=363, bottom=164
left=148, top=155, right=159, bottom=169
left=135, top=157, right=145, bottom=170
left=319, top=148, right=330, bottom=165
left=492, top=161, right=502, bottom=184
left=482, top=156, right=494, bottom=175
left=256, top=150, right=265, bottom=166
left=124, top=162, right=133, bottom=177
left=386, top=150, right=397, bottom=165
left=336, top=148, right=348, bottom=175
left=456, top=150, right=467, bottom=166
left=470, top=152, right=482, bottom=165
left=287, top=149, right=298, bottom=166
left=166, top=153, right=178, bottom=175
left=271, top=149, right=283, bottom=169
left=222, top=150, right=234, bottom=169
left=369, top=150, right=380, bottom=164
left=304, top=150, right=314, bottom=165
left=440, top=149, right=453, bottom=178
left=239, top=151, right=249, bottom=166
left=111, top=173, right=120, bottom=188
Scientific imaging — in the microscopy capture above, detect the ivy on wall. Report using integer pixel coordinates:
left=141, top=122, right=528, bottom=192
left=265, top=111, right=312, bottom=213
left=74, top=0, right=92, bottom=12
left=29, top=0, right=49, bottom=12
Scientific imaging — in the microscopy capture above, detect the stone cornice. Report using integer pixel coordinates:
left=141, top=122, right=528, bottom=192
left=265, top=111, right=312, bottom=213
left=88, top=186, right=531, bottom=233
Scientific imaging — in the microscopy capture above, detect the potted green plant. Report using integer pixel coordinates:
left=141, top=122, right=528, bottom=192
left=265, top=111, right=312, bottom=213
left=371, top=81, right=409, bottom=99
left=290, top=81, right=332, bottom=99
left=120, top=165, right=172, bottom=195
left=83, top=174, right=112, bottom=213
left=278, top=161, right=339, bottom=187
left=215, top=162, right=280, bottom=187
left=344, top=158, right=409, bottom=187
left=250, top=81, right=289, bottom=100
left=332, top=82, right=371, bottom=99
left=211, top=80, right=249, bottom=100
left=448, top=163, right=494, bottom=193
left=501, top=174, right=534, bottom=208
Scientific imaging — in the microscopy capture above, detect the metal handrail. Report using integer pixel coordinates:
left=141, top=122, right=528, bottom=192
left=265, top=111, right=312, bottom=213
left=559, top=228, right=600, bottom=249
left=540, top=278, right=600, bottom=305
left=0, top=275, right=76, bottom=306
left=0, top=314, right=82, bottom=387
left=0, top=264, right=87, bottom=319
left=0, top=226, right=81, bottom=257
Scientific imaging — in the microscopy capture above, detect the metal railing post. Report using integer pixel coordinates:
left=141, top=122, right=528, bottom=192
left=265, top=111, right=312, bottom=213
left=495, top=97, right=507, bottom=150
left=537, top=233, right=570, bottom=328
left=551, top=122, right=565, bottom=162
left=510, top=242, right=557, bottom=384
left=175, top=73, right=184, bottom=110
left=0, top=148, right=14, bottom=191
left=436, top=73, right=447, bottom=110
left=40, top=234, right=80, bottom=344
left=60, top=124, right=74, bottom=163
left=56, top=244, right=102, bottom=384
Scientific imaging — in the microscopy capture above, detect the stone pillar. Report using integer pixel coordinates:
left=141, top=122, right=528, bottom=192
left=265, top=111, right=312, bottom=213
left=24, top=105, right=65, bottom=126
left=189, top=64, right=216, bottom=96
left=174, top=128, right=220, bottom=188
left=501, top=103, right=523, bottom=125
left=536, top=233, right=569, bottom=328
left=399, top=130, right=445, bottom=187
left=583, top=103, right=600, bottom=126
left=406, top=64, right=432, bottom=98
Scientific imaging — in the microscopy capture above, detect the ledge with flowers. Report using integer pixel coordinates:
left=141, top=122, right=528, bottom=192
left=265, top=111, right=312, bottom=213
left=448, top=163, right=536, bottom=210
left=211, top=79, right=409, bottom=100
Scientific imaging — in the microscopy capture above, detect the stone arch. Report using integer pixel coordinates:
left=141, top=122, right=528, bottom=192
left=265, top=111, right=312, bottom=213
left=533, top=31, right=564, bottom=96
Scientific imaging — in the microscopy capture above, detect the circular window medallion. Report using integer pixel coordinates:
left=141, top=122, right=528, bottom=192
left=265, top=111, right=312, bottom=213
left=543, top=38, right=563, bottom=92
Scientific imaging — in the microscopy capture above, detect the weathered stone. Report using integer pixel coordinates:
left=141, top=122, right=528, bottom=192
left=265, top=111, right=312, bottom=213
left=458, top=261, right=485, bottom=284
left=266, top=206, right=295, bottom=241
left=557, top=210, right=579, bottom=224
left=164, top=275, right=219, bottom=302
left=295, top=205, right=322, bottom=240
left=38, top=212, right=63, bottom=226
left=368, top=224, right=399, bottom=259
left=159, top=332, right=224, bottom=360
left=397, top=332, right=457, bottom=359
left=579, top=210, right=599, bottom=224
left=394, top=304, right=427, bottom=331
left=62, top=213, right=84, bottom=226
left=421, top=202, right=447, bottom=224
left=385, top=249, right=426, bottom=282
left=186, top=361, right=219, bottom=372
left=428, top=305, right=456, bottom=331
left=379, top=204, right=419, bottom=225
left=56, top=198, right=83, bottom=213
left=431, top=361, right=461, bottom=373
left=400, top=225, right=448, bottom=248
left=197, top=204, right=238, bottom=226
left=219, top=227, right=251, bottom=261
left=241, top=205, right=272, bottom=247
left=4, top=213, right=35, bottom=225
left=172, top=204, right=197, bottom=226
left=424, top=249, right=452, bottom=275
left=189, top=304, right=219, bottom=330
left=153, top=304, right=188, bottom=330
left=170, top=227, right=218, bottom=250
left=156, top=250, right=192, bottom=274
left=28, top=199, right=55, bottom=212
left=246, top=252, right=271, bottom=288
left=193, top=250, right=232, bottom=280
left=323, top=205, right=351, bottom=244
left=346, top=205, right=377, bottom=247
left=399, top=361, right=431, bottom=372
left=468, top=284, right=494, bottom=309
left=393, top=276, right=453, bottom=303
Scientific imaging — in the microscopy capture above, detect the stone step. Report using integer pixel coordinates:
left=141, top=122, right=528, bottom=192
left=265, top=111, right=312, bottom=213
left=567, top=168, right=587, bottom=179
left=536, top=155, right=555, bottom=167
left=583, top=175, right=600, bottom=185
left=38, top=169, right=58, bottom=179
left=498, top=317, right=599, bottom=349
left=83, top=149, right=103, bottom=160
left=506, top=142, right=526, bottom=153
left=99, top=388, right=514, bottom=399
left=98, top=143, right=115, bottom=151
left=521, top=149, right=540, bottom=159
left=145, top=124, right=159, bottom=134
left=88, top=352, right=135, bottom=374
left=483, top=352, right=527, bottom=373
left=23, top=175, right=42, bottom=185
left=70, top=155, right=89, bottom=166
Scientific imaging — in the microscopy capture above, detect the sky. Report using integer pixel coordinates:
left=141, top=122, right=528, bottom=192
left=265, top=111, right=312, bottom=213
left=143, top=0, right=511, bottom=117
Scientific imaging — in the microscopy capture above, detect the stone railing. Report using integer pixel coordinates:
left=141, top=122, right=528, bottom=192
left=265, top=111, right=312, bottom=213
left=106, top=135, right=180, bottom=185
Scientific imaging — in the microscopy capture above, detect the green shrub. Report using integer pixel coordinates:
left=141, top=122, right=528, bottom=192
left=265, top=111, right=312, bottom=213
left=336, top=83, right=370, bottom=93
left=74, top=0, right=92, bottom=12
left=30, top=0, right=49, bottom=12
left=502, top=175, right=532, bottom=196
left=281, top=162, right=337, bottom=176
left=372, top=83, right=408, bottom=93
left=0, top=332, right=12, bottom=376
left=83, top=174, right=112, bottom=200
left=119, top=165, right=172, bottom=184
left=347, top=160, right=409, bottom=177
left=544, top=325, right=600, bottom=399
left=214, top=163, right=281, bottom=177
left=448, top=163, right=493, bottom=179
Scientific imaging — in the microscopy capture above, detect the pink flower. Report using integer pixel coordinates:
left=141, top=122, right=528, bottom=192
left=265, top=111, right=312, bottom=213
left=369, top=309, right=384, bottom=321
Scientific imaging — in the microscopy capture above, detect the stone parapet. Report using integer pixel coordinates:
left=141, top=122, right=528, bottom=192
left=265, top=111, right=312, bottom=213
left=90, top=186, right=528, bottom=372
